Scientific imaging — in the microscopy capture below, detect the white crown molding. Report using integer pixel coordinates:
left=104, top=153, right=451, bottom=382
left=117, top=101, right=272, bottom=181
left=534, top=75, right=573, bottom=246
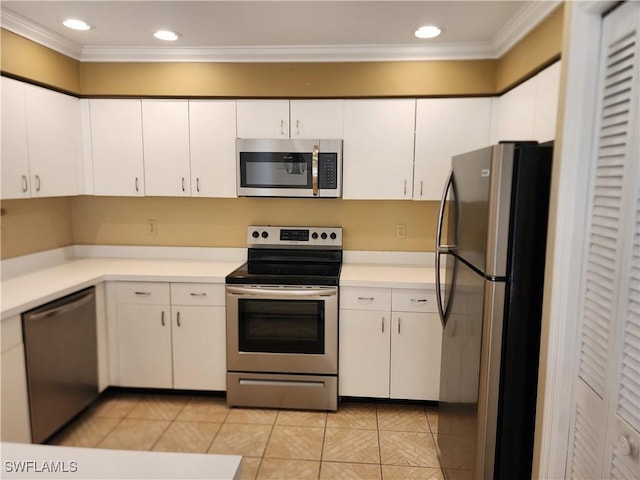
left=492, top=0, right=562, bottom=57
left=0, top=7, right=83, bottom=60
left=80, top=42, right=496, bottom=62
left=1, top=1, right=561, bottom=63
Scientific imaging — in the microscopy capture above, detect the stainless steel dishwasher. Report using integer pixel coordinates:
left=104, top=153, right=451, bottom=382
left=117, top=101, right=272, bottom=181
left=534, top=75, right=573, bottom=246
left=22, top=287, right=98, bottom=444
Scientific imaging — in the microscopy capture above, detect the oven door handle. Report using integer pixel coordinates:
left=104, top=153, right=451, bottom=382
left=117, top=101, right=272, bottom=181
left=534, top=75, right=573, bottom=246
left=226, top=286, right=337, bottom=298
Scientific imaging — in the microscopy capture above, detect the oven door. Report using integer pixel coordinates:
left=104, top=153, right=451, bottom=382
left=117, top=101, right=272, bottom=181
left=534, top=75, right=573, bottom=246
left=226, top=285, right=338, bottom=375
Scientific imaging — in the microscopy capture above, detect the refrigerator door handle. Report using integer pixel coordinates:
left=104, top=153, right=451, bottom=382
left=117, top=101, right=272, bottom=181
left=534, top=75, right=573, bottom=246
left=435, top=250, right=449, bottom=328
left=436, top=170, right=456, bottom=252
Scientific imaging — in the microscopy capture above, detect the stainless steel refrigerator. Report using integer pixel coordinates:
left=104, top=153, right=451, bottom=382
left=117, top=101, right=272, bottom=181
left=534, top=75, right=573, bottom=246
left=435, top=142, right=553, bottom=479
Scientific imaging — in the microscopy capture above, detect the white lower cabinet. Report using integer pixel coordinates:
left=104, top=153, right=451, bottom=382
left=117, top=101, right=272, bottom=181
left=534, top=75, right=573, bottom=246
left=339, top=286, right=442, bottom=401
left=1, top=315, right=32, bottom=443
left=113, top=282, right=226, bottom=391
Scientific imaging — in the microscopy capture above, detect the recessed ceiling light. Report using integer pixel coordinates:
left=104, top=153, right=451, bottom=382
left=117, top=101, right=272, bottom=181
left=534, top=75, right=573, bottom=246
left=154, top=30, right=180, bottom=41
left=62, top=18, right=92, bottom=31
left=415, top=25, right=442, bottom=39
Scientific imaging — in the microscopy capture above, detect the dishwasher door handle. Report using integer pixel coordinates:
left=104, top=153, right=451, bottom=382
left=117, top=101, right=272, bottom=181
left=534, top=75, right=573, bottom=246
left=27, top=289, right=95, bottom=320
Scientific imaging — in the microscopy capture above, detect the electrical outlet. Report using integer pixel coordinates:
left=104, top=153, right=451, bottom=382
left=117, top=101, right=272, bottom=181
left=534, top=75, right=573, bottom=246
left=396, top=224, right=406, bottom=239
left=147, top=219, right=158, bottom=235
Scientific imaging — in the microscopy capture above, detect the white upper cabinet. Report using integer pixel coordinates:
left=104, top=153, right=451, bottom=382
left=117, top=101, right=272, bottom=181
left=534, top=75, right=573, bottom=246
left=493, top=61, right=561, bottom=143
left=1, top=77, right=30, bottom=199
left=289, top=100, right=344, bottom=138
left=414, top=98, right=493, bottom=200
left=342, top=99, right=416, bottom=199
left=89, top=99, right=145, bottom=196
left=533, top=61, right=561, bottom=142
left=236, top=99, right=344, bottom=139
left=236, top=100, right=290, bottom=138
left=189, top=100, right=237, bottom=197
left=24, top=84, right=82, bottom=197
left=142, top=100, right=191, bottom=196
left=1, top=78, right=81, bottom=199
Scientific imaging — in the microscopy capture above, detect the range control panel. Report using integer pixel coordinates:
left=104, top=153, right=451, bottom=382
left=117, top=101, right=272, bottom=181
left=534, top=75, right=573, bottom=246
left=247, top=226, right=343, bottom=247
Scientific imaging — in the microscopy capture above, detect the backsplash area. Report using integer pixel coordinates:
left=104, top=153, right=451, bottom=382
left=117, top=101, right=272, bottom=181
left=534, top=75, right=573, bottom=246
left=0, top=196, right=438, bottom=259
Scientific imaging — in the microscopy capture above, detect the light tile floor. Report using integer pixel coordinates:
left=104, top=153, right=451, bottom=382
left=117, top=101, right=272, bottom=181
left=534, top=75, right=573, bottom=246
left=49, top=391, right=451, bottom=480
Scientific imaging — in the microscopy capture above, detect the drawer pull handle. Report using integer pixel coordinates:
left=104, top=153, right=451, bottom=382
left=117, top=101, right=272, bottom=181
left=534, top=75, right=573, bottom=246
left=135, top=291, right=151, bottom=296
left=381, top=316, right=385, bottom=333
left=358, top=296, right=375, bottom=302
left=190, top=293, right=208, bottom=297
left=411, top=298, right=428, bottom=303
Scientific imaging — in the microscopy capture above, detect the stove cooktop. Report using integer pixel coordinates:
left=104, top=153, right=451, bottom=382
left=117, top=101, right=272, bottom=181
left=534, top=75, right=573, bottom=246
left=226, top=226, right=343, bottom=286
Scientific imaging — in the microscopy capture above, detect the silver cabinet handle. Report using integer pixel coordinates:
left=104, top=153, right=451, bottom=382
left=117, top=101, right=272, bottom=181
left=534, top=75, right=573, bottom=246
left=420, top=180, right=423, bottom=197
left=135, top=177, right=139, bottom=192
left=161, top=311, right=165, bottom=326
left=21, top=175, right=28, bottom=193
left=381, top=316, right=385, bottom=333
left=411, top=298, right=427, bottom=303
left=280, top=119, right=285, bottom=136
left=35, top=174, right=41, bottom=192
left=134, top=291, right=151, bottom=296
left=398, top=317, right=401, bottom=334
left=181, top=177, right=185, bottom=192
left=296, top=119, right=300, bottom=136
left=312, top=144, right=319, bottom=196
left=358, top=296, right=375, bottom=302
left=177, top=311, right=181, bottom=327
left=196, top=177, right=200, bottom=193
left=190, top=292, right=207, bottom=297
left=404, top=180, right=407, bottom=196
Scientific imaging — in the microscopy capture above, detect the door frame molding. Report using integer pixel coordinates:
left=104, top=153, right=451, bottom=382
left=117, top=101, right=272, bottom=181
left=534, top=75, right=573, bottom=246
left=534, top=1, right=618, bottom=478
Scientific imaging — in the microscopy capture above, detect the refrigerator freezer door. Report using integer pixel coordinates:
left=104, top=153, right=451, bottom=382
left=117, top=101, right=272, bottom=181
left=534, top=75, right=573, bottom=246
left=451, top=144, right=514, bottom=277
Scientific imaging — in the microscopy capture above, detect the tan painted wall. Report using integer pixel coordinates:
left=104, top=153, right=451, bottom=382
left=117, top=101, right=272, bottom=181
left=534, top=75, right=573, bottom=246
left=0, top=4, right=563, bottom=259
left=0, top=197, right=73, bottom=258
left=69, top=197, right=437, bottom=253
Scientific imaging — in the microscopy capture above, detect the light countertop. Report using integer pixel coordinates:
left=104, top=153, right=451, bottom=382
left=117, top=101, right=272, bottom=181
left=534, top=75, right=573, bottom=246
left=1, top=248, right=437, bottom=320
left=0, top=442, right=241, bottom=479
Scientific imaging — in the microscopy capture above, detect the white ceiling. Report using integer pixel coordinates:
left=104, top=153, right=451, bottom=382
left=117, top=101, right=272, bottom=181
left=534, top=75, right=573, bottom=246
left=0, top=1, right=561, bottom=62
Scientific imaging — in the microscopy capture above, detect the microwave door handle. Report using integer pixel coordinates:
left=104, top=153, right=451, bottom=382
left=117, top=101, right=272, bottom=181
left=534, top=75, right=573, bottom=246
left=312, top=144, right=319, bottom=196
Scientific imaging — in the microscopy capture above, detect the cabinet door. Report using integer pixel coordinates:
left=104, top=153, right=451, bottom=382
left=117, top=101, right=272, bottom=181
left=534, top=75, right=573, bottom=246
left=24, top=83, right=81, bottom=197
left=339, top=309, right=390, bottom=397
left=90, top=99, right=145, bottom=196
left=236, top=100, right=290, bottom=138
left=142, top=100, right=191, bottom=196
left=533, top=61, right=561, bottom=142
left=390, top=312, right=442, bottom=400
left=414, top=98, right=492, bottom=200
left=189, top=100, right=237, bottom=197
left=1, top=77, right=31, bottom=199
left=172, top=306, right=226, bottom=390
left=494, top=79, right=537, bottom=143
left=343, top=99, right=416, bottom=199
left=116, top=304, right=173, bottom=388
left=290, top=100, right=344, bottom=138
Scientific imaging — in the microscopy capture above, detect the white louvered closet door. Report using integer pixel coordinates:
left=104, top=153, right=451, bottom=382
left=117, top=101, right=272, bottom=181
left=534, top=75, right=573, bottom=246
left=566, top=2, right=640, bottom=479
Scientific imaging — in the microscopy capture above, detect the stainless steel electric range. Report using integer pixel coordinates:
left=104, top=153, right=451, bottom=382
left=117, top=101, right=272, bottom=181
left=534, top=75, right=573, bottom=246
left=225, top=225, right=342, bottom=411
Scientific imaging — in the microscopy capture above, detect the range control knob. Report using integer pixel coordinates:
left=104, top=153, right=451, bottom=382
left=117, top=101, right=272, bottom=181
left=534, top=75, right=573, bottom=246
left=321, top=232, right=328, bottom=240
left=311, top=232, right=319, bottom=240
left=261, top=231, right=269, bottom=239
left=330, top=232, right=337, bottom=240
left=252, top=231, right=260, bottom=239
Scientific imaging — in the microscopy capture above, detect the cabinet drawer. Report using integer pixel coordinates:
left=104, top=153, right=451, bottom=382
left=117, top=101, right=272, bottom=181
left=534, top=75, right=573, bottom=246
left=392, top=289, right=437, bottom=313
left=171, top=283, right=225, bottom=306
left=340, top=287, right=391, bottom=311
left=116, top=282, right=170, bottom=304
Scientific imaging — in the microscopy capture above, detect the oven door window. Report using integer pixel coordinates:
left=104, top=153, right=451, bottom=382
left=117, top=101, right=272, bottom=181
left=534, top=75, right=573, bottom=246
left=238, top=299, right=324, bottom=354
left=239, top=152, right=312, bottom=189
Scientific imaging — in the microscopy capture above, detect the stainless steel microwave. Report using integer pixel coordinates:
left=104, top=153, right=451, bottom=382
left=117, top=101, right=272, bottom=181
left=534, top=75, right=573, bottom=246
left=236, top=138, right=342, bottom=198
